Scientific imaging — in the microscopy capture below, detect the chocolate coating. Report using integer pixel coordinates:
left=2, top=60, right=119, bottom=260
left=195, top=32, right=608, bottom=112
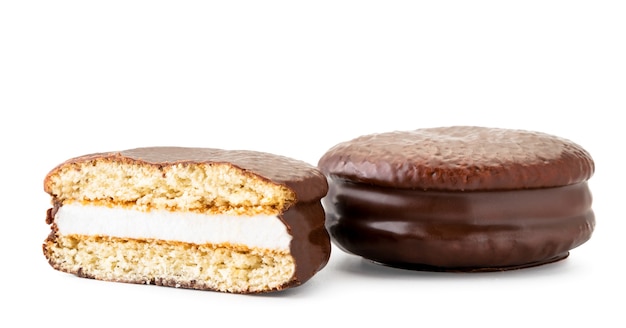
left=318, top=126, right=594, bottom=191
left=323, top=180, right=594, bottom=270
left=281, top=201, right=331, bottom=286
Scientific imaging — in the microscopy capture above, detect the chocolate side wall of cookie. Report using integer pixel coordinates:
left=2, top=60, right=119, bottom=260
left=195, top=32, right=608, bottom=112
left=281, top=201, right=331, bottom=286
left=323, top=180, right=594, bottom=270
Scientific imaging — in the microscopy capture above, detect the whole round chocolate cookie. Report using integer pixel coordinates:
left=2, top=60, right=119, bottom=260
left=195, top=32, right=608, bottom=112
left=318, top=126, right=595, bottom=271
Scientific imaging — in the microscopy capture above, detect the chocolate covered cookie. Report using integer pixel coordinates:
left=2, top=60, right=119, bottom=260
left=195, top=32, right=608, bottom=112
left=44, top=147, right=331, bottom=293
left=318, top=126, right=595, bottom=271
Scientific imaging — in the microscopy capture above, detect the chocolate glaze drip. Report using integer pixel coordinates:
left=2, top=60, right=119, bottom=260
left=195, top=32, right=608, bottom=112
left=323, top=180, right=594, bottom=271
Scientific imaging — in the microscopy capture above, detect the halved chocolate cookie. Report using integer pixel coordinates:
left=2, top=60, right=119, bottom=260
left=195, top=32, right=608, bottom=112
left=44, top=147, right=331, bottom=293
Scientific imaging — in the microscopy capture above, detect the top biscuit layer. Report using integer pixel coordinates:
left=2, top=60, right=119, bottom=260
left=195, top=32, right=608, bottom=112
left=45, top=147, right=328, bottom=214
left=317, top=126, right=594, bottom=191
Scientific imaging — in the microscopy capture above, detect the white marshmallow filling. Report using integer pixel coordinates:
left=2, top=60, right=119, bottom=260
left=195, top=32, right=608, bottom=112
left=54, top=203, right=292, bottom=251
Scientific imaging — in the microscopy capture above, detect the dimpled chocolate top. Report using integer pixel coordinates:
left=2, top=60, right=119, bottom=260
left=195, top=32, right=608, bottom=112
left=318, top=126, right=595, bottom=191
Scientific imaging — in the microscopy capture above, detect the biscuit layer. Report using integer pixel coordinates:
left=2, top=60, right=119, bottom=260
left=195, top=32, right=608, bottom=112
left=46, top=159, right=295, bottom=215
left=43, top=235, right=295, bottom=293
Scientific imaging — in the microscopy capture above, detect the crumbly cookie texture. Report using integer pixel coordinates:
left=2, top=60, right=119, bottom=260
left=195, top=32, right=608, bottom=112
left=44, top=235, right=295, bottom=293
left=45, top=159, right=295, bottom=215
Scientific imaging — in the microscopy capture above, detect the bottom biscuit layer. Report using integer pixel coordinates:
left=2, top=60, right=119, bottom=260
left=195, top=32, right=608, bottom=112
left=43, top=234, right=296, bottom=293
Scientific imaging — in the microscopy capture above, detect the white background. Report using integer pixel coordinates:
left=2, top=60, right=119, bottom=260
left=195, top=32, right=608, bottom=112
left=1, top=1, right=624, bottom=326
